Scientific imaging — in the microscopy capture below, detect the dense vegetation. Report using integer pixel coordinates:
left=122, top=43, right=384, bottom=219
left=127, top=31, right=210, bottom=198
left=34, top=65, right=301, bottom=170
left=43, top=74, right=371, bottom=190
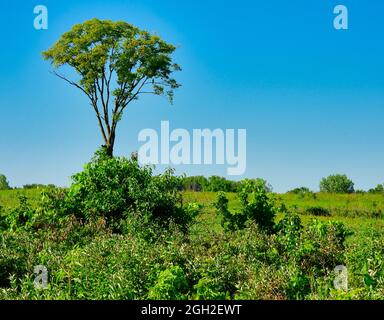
left=0, top=152, right=383, bottom=300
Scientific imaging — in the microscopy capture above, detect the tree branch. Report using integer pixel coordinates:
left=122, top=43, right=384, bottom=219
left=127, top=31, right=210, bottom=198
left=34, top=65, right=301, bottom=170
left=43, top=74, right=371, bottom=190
left=51, top=71, right=93, bottom=102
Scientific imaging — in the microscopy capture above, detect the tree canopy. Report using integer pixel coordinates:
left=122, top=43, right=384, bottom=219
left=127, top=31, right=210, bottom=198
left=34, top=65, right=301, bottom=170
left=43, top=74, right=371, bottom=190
left=319, top=174, right=354, bottom=193
left=43, top=18, right=181, bottom=156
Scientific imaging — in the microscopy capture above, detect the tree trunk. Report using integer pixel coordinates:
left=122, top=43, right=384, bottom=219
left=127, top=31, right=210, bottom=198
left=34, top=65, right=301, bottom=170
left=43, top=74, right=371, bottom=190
left=105, top=144, right=114, bottom=157
left=105, top=129, right=116, bottom=157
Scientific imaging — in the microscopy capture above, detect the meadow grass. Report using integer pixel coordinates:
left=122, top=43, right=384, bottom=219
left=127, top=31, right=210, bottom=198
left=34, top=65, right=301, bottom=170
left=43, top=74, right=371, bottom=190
left=2, top=189, right=383, bottom=241
left=1, top=188, right=383, bottom=299
left=0, top=189, right=42, bottom=210
left=183, top=191, right=384, bottom=242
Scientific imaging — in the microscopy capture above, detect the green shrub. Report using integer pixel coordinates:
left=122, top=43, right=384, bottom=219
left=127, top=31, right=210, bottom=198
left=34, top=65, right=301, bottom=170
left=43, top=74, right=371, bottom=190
left=304, top=206, right=330, bottom=217
left=44, top=149, right=197, bottom=233
left=288, top=187, right=311, bottom=194
left=276, top=211, right=302, bottom=252
left=148, top=265, right=188, bottom=300
left=346, top=230, right=384, bottom=298
left=320, top=174, right=354, bottom=194
left=214, top=181, right=276, bottom=233
left=296, top=220, right=351, bottom=275
left=239, top=178, right=272, bottom=193
left=194, top=277, right=229, bottom=300
left=2, top=196, right=37, bottom=231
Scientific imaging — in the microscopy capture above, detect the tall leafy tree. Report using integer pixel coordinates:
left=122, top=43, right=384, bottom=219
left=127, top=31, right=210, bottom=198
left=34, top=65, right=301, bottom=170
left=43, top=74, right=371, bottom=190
left=43, top=18, right=181, bottom=156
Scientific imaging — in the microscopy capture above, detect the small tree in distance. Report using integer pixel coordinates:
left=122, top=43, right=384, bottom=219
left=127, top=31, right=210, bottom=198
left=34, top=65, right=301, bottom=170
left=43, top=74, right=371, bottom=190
left=368, top=184, right=384, bottom=194
left=319, top=174, right=354, bottom=194
left=43, top=18, right=181, bottom=157
left=0, top=174, right=10, bottom=190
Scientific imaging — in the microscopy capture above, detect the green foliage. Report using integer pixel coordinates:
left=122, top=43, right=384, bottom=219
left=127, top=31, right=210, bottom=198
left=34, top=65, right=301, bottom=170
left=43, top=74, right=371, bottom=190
left=22, top=184, right=56, bottom=190
left=48, top=152, right=195, bottom=233
left=181, top=176, right=208, bottom=191
left=0, top=231, right=40, bottom=288
left=320, top=174, right=354, bottom=194
left=43, top=19, right=181, bottom=156
left=214, top=181, right=276, bottom=233
left=194, top=277, right=230, bottom=300
left=295, top=220, right=351, bottom=275
left=43, top=18, right=180, bottom=101
left=289, top=187, right=311, bottom=194
left=148, top=265, right=188, bottom=300
left=1, top=170, right=384, bottom=300
left=2, top=196, right=37, bottom=231
left=277, top=211, right=302, bottom=252
left=205, top=176, right=238, bottom=192
left=214, top=192, right=246, bottom=231
left=0, top=174, right=10, bottom=190
left=304, top=206, right=330, bottom=216
left=288, top=187, right=316, bottom=200
left=180, top=176, right=272, bottom=193
left=368, top=184, right=384, bottom=194
left=238, top=178, right=272, bottom=193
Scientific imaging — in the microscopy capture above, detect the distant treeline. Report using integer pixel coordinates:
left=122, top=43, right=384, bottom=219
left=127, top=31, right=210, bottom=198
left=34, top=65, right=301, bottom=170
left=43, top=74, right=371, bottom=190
left=180, top=175, right=384, bottom=195
left=22, top=184, right=57, bottom=189
left=1, top=173, right=384, bottom=195
left=180, top=176, right=272, bottom=193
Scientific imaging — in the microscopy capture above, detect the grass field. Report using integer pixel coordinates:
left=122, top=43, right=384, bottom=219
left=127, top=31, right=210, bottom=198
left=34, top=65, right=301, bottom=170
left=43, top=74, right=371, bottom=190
left=0, top=189, right=42, bottom=209
left=2, top=188, right=384, bottom=240
left=184, top=191, right=384, bottom=236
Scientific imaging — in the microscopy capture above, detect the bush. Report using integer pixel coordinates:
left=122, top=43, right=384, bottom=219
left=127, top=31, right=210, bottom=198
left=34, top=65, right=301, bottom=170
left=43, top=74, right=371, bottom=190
left=214, top=181, right=276, bottom=233
left=288, top=187, right=311, bottom=194
left=304, top=206, right=331, bottom=217
left=0, top=231, right=40, bottom=288
left=239, top=178, right=272, bottom=193
left=320, top=174, right=354, bottom=194
left=2, top=196, right=37, bottom=231
left=45, top=149, right=197, bottom=233
left=148, top=265, right=189, bottom=300
left=276, top=211, right=302, bottom=252
left=288, top=187, right=316, bottom=199
left=295, top=220, right=351, bottom=275
left=346, top=231, right=384, bottom=299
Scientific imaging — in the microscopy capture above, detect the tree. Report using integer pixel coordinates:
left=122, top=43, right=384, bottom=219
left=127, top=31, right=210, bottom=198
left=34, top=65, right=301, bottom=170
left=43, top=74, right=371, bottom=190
left=43, top=18, right=181, bottom=156
left=0, top=174, right=10, bottom=190
left=181, top=176, right=209, bottom=192
left=206, top=176, right=237, bottom=192
left=368, top=184, right=384, bottom=194
left=319, top=174, right=354, bottom=193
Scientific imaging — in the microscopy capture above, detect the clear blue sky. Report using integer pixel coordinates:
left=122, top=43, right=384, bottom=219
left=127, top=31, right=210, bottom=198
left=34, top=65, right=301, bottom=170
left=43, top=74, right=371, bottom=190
left=1, top=0, right=383, bottom=192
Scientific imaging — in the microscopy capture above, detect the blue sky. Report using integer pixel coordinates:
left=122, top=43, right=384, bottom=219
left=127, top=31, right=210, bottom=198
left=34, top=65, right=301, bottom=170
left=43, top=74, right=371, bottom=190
left=1, top=0, right=383, bottom=192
